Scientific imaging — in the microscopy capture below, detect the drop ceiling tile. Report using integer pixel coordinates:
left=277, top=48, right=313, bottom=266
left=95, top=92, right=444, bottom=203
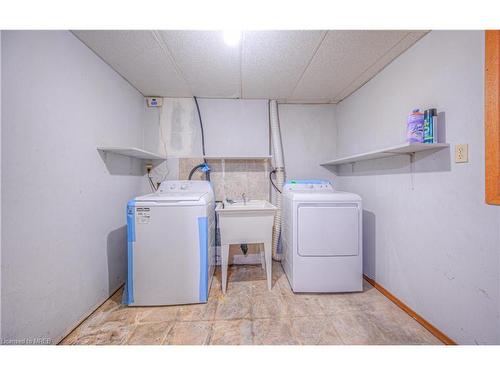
left=72, top=30, right=191, bottom=96
left=291, top=30, right=412, bottom=102
left=332, top=31, right=428, bottom=102
left=73, top=30, right=427, bottom=102
left=241, top=30, right=326, bottom=99
left=73, top=30, right=158, bottom=62
left=117, top=46, right=193, bottom=97
left=158, top=30, right=241, bottom=98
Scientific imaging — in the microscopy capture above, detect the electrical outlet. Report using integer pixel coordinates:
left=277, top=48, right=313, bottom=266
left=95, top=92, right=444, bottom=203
left=455, top=144, right=469, bottom=163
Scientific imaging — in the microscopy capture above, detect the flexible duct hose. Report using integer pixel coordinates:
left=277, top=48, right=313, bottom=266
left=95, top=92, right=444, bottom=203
left=269, top=100, right=285, bottom=261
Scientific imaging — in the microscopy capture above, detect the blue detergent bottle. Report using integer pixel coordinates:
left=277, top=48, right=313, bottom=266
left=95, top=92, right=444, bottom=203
left=423, top=108, right=437, bottom=143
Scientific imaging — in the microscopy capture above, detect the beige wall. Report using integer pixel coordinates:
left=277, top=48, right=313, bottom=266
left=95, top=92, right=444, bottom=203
left=179, top=158, right=269, bottom=200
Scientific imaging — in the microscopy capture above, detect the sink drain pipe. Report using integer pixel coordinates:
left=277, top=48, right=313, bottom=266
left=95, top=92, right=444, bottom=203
left=269, top=100, right=285, bottom=261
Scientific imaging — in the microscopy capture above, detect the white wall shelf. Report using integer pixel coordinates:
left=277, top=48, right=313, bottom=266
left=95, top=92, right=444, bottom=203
left=203, top=155, right=272, bottom=160
left=321, top=142, right=449, bottom=166
left=97, top=147, right=166, bottom=160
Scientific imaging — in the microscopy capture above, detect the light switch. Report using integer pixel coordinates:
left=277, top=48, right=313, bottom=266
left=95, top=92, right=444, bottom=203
left=455, top=144, right=469, bottom=163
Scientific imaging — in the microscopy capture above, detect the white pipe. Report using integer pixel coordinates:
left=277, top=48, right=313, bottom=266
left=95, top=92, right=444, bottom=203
left=270, top=100, right=285, bottom=261
left=270, top=100, right=284, bottom=169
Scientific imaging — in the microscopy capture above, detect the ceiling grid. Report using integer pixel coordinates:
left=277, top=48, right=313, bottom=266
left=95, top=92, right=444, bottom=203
left=288, top=30, right=329, bottom=102
left=73, top=30, right=428, bottom=102
left=152, top=30, right=194, bottom=96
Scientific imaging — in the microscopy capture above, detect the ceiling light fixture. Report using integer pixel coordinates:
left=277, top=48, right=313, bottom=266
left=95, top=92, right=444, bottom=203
left=222, top=30, right=241, bottom=47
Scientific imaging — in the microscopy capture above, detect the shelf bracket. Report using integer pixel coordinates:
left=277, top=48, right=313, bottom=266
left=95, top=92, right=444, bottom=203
left=410, top=152, right=415, bottom=190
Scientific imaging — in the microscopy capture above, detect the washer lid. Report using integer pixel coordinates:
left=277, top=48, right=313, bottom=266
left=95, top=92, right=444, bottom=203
left=135, top=191, right=207, bottom=202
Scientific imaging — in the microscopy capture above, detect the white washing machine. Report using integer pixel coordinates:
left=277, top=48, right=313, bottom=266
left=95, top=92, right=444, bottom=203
left=124, top=180, right=215, bottom=306
left=282, top=180, right=362, bottom=293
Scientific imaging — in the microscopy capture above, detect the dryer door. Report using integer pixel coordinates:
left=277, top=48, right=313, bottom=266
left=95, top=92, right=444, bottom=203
left=297, top=203, right=359, bottom=257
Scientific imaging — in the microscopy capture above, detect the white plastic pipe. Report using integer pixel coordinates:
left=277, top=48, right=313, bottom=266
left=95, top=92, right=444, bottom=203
left=270, top=100, right=284, bottom=168
left=270, top=100, right=285, bottom=261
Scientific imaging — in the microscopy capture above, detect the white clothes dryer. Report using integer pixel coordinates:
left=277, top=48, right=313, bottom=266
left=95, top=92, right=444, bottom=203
left=281, top=180, right=362, bottom=293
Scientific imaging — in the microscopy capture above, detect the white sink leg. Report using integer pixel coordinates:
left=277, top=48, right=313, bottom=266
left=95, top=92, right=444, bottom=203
left=260, top=246, right=265, bottom=270
left=221, top=244, right=230, bottom=294
left=264, top=241, right=272, bottom=290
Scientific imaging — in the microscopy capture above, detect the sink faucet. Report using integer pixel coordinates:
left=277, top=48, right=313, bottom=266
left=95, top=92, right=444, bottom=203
left=242, top=193, right=247, bottom=205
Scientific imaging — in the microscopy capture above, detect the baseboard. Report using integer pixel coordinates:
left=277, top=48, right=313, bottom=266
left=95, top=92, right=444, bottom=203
left=56, top=282, right=125, bottom=345
left=363, top=275, right=456, bottom=345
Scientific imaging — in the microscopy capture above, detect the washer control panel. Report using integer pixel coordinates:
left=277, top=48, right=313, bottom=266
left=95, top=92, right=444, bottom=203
left=157, top=180, right=211, bottom=193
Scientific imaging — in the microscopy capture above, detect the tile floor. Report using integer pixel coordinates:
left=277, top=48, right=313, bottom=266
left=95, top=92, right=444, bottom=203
left=60, top=263, right=442, bottom=345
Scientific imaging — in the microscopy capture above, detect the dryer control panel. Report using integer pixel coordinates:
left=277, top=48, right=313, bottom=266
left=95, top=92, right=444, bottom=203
left=283, top=180, right=333, bottom=192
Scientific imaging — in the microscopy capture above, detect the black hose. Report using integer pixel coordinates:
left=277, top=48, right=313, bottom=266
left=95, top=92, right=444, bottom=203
left=189, top=163, right=206, bottom=180
left=269, top=169, right=282, bottom=193
left=148, top=176, right=156, bottom=191
left=146, top=168, right=157, bottom=192
left=268, top=101, right=282, bottom=193
left=193, top=96, right=210, bottom=181
left=193, top=96, right=206, bottom=163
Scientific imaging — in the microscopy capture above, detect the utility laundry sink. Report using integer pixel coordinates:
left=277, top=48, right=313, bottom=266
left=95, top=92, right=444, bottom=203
left=216, top=200, right=277, bottom=293
left=216, top=199, right=277, bottom=244
left=220, top=199, right=276, bottom=210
